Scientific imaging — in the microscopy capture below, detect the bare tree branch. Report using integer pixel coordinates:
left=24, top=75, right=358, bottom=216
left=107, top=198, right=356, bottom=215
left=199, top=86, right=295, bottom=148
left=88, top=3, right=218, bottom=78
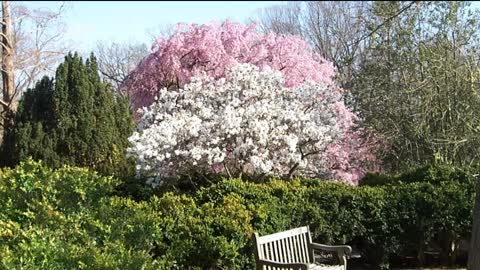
left=1, top=0, right=70, bottom=133
left=251, top=1, right=371, bottom=87
left=349, top=1, right=418, bottom=48
left=94, top=40, right=149, bottom=91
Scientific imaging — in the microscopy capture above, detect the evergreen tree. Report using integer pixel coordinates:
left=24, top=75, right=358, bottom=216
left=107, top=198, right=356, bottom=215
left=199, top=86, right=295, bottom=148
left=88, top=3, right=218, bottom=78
left=1, top=52, right=135, bottom=176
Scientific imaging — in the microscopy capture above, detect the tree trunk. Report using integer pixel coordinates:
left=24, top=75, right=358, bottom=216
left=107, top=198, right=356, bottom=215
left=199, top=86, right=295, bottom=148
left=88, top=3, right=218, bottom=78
left=1, top=0, right=15, bottom=146
left=1, top=0, right=16, bottom=113
left=468, top=178, right=480, bottom=269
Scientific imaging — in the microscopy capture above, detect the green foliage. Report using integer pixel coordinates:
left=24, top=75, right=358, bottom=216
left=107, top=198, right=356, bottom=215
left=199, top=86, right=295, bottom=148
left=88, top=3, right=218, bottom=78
left=360, top=164, right=476, bottom=187
left=196, top=175, right=474, bottom=269
left=0, top=159, right=173, bottom=270
left=1, top=52, right=135, bottom=177
left=358, top=165, right=476, bottom=267
left=351, top=1, right=480, bottom=171
left=196, top=179, right=299, bottom=234
left=0, top=161, right=474, bottom=269
left=382, top=181, right=474, bottom=266
left=149, top=192, right=255, bottom=269
left=359, top=172, right=397, bottom=186
left=0, top=159, right=119, bottom=227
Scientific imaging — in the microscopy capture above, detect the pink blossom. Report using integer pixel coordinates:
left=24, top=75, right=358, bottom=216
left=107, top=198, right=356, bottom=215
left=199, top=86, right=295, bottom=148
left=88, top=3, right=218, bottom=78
left=123, top=21, right=336, bottom=110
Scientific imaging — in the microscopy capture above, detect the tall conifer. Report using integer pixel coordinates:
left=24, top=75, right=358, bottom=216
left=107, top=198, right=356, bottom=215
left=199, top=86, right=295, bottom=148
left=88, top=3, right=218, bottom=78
left=1, top=52, right=134, bottom=176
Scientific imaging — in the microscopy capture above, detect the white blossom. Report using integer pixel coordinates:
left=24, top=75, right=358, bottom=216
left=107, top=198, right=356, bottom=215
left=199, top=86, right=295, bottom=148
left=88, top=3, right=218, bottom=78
left=127, top=63, right=345, bottom=185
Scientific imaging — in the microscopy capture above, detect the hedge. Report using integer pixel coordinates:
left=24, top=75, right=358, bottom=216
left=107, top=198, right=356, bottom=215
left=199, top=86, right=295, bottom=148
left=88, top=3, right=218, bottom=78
left=0, top=161, right=475, bottom=269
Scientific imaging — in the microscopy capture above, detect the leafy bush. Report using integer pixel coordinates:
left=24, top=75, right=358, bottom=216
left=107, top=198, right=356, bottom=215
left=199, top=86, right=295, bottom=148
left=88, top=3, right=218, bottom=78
left=358, top=164, right=476, bottom=267
left=150, top=192, right=255, bottom=269
left=0, top=160, right=173, bottom=269
left=360, top=164, right=476, bottom=187
left=0, top=159, right=119, bottom=226
left=0, top=161, right=474, bottom=269
left=359, top=171, right=397, bottom=186
left=194, top=174, right=474, bottom=269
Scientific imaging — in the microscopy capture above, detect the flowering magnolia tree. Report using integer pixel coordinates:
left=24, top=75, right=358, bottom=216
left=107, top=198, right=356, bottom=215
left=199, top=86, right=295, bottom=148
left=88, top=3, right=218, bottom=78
left=124, top=21, right=381, bottom=184
left=128, top=64, right=348, bottom=187
left=123, top=21, right=336, bottom=110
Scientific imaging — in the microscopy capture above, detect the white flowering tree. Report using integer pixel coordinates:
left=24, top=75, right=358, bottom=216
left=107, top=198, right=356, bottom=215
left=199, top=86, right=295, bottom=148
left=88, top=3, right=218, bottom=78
left=127, top=63, right=347, bottom=187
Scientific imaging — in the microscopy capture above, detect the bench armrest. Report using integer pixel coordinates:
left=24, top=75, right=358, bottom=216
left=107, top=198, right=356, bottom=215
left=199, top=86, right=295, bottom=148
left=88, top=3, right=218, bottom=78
left=310, top=243, right=352, bottom=255
left=257, top=259, right=309, bottom=270
left=310, top=243, right=352, bottom=266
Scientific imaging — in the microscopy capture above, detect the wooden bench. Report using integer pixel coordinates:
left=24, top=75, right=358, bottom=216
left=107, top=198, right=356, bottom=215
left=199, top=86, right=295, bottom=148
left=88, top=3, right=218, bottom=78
left=253, top=226, right=352, bottom=270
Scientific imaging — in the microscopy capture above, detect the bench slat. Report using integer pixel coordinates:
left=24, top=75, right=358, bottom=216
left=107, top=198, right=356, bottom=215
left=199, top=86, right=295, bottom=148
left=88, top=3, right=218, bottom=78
left=256, top=226, right=309, bottom=244
left=272, top=240, right=278, bottom=262
left=267, top=242, right=272, bottom=261
left=294, top=234, right=301, bottom=262
left=301, top=233, right=308, bottom=262
left=280, top=238, right=286, bottom=262
left=298, top=234, right=303, bottom=262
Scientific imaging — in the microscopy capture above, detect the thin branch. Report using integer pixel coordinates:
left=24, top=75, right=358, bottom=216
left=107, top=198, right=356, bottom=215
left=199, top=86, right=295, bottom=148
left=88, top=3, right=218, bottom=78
left=349, top=1, right=418, bottom=47
left=0, top=99, right=11, bottom=109
left=99, top=70, right=123, bottom=84
left=223, top=161, right=232, bottom=178
left=286, top=163, right=299, bottom=180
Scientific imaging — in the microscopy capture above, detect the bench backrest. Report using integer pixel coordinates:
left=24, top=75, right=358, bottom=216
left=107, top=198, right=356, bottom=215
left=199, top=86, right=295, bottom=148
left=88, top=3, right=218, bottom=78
left=253, top=226, right=313, bottom=264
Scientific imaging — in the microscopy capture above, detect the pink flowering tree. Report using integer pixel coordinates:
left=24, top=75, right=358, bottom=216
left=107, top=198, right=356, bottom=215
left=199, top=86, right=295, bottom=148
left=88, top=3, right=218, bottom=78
left=124, top=21, right=380, bottom=184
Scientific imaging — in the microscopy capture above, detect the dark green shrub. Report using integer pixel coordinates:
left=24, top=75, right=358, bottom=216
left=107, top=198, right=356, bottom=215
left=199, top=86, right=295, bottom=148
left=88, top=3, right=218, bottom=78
left=383, top=183, right=439, bottom=265
left=194, top=174, right=473, bottom=269
left=399, top=164, right=475, bottom=186
left=1, top=52, right=135, bottom=177
left=360, top=164, right=476, bottom=188
left=113, top=174, right=155, bottom=202
left=359, top=172, right=399, bottom=186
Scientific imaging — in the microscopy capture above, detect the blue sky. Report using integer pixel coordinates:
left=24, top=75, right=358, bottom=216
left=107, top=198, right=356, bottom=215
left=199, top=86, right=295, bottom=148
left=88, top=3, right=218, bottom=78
left=21, top=1, right=282, bottom=54
left=19, top=1, right=480, bottom=54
